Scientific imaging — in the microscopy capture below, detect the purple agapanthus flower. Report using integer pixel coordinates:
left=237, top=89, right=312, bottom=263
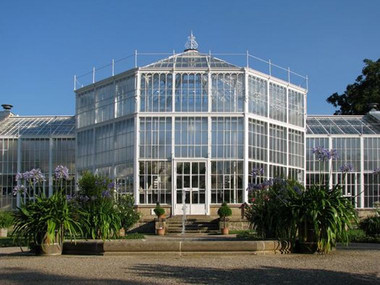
left=107, top=182, right=115, bottom=190
left=312, top=146, right=339, bottom=161
left=22, top=168, right=46, bottom=184
left=66, top=194, right=73, bottom=201
left=251, top=168, right=264, bottom=178
left=340, top=163, right=354, bottom=173
left=373, top=168, right=380, bottom=175
left=102, top=190, right=112, bottom=198
left=12, top=185, right=26, bottom=196
left=55, top=165, right=70, bottom=180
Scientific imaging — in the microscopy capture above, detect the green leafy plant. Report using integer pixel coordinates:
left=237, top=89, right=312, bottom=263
left=359, top=216, right=380, bottom=237
left=12, top=166, right=82, bottom=251
left=154, top=203, right=165, bottom=218
left=218, top=202, right=232, bottom=229
left=245, top=179, right=301, bottom=240
left=76, top=171, right=121, bottom=240
left=116, top=195, right=140, bottom=230
left=292, top=183, right=357, bottom=253
left=13, top=190, right=83, bottom=247
left=0, top=211, right=14, bottom=228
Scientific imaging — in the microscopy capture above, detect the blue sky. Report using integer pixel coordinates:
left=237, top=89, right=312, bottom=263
left=1, top=0, right=379, bottom=115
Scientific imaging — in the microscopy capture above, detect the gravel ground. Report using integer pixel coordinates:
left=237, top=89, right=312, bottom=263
left=0, top=244, right=379, bottom=284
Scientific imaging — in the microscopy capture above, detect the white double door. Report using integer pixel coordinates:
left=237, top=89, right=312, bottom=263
left=173, top=161, right=208, bottom=215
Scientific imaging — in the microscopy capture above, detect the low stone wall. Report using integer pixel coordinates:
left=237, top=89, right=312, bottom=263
left=357, top=209, right=377, bottom=219
left=63, top=239, right=291, bottom=255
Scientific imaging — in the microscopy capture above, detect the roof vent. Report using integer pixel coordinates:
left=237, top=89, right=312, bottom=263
left=1, top=104, right=13, bottom=111
left=184, top=31, right=198, bottom=52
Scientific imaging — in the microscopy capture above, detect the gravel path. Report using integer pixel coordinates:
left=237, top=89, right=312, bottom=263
left=0, top=243, right=379, bottom=284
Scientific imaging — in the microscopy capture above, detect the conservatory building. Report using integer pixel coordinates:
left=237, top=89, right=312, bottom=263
left=75, top=35, right=306, bottom=216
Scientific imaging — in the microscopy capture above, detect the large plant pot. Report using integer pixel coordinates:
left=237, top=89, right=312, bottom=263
left=34, top=233, right=63, bottom=256
left=158, top=214, right=165, bottom=220
left=221, top=228, right=229, bottom=235
left=35, top=242, right=63, bottom=256
left=0, top=228, right=8, bottom=238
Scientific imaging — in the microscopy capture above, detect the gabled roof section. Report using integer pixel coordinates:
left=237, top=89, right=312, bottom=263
left=0, top=116, right=75, bottom=137
left=306, top=115, right=380, bottom=135
left=141, top=50, right=241, bottom=70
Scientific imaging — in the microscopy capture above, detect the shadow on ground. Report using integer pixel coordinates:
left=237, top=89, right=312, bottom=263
left=0, top=267, right=144, bottom=284
left=129, top=263, right=379, bottom=285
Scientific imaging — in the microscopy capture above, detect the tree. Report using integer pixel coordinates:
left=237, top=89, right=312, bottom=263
left=326, top=58, right=380, bottom=115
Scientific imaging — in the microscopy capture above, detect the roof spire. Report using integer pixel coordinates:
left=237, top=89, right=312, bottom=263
left=184, top=31, right=198, bottom=51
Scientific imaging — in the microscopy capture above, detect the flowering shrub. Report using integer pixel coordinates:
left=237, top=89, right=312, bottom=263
left=12, top=166, right=82, bottom=250
left=245, top=146, right=359, bottom=253
left=245, top=178, right=302, bottom=239
left=76, top=171, right=121, bottom=240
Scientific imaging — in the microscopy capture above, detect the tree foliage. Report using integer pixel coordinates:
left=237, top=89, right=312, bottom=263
left=326, top=58, right=380, bottom=115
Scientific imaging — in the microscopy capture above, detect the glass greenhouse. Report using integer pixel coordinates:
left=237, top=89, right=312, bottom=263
left=1, top=35, right=379, bottom=213
left=0, top=112, right=75, bottom=210
left=75, top=35, right=306, bottom=216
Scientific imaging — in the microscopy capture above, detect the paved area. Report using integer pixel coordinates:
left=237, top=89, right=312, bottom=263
left=0, top=243, right=379, bottom=284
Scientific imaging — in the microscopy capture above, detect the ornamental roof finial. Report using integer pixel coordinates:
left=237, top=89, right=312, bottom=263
left=184, top=31, right=198, bottom=51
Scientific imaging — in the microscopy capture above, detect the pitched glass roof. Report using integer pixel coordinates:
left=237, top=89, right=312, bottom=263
left=142, top=50, right=240, bottom=70
left=306, top=115, right=380, bottom=135
left=0, top=116, right=75, bottom=136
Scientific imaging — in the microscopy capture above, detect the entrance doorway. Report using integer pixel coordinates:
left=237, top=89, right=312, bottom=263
left=174, top=161, right=207, bottom=215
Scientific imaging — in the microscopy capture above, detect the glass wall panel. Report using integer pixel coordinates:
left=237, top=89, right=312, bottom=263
left=95, top=84, right=114, bottom=123
left=364, top=138, right=380, bottom=171
left=77, top=129, right=94, bottom=171
left=175, top=73, right=208, bottom=112
left=94, top=124, right=114, bottom=167
left=288, top=168, right=304, bottom=182
left=212, top=117, right=243, bottom=159
left=140, top=73, right=172, bottom=112
left=269, top=83, right=286, bottom=122
left=139, top=161, right=171, bottom=204
left=114, top=118, right=134, bottom=164
left=175, top=117, right=208, bottom=157
left=269, top=165, right=286, bottom=179
left=248, top=75, right=267, bottom=116
left=77, top=89, right=95, bottom=128
left=306, top=137, right=329, bottom=172
left=211, top=73, right=244, bottom=112
left=211, top=161, right=243, bottom=204
left=140, top=117, right=172, bottom=159
left=288, top=89, right=304, bottom=127
left=116, top=75, right=135, bottom=117
left=0, top=138, right=18, bottom=209
left=269, top=124, right=287, bottom=165
left=288, top=129, right=304, bottom=168
left=115, top=162, right=134, bottom=194
left=364, top=174, right=380, bottom=208
left=248, top=119, right=267, bottom=161
left=332, top=138, right=361, bottom=172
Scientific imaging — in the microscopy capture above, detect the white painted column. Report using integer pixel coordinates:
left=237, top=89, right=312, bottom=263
left=207, top=71, right=212, bottom=214
left=243, top=69, right=249, bottom=203
left=48, top=137, right=53, bottom=197
left=360, top=136, right=365, bottom=208
left=134, top=71, right=141, bottom=205
left=171, top=71, right=176, bottom=214
left=16, top=138, right=22, bottom=207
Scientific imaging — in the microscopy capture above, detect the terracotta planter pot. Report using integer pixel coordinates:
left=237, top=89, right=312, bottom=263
left=157, top=228, right=165, bottom=236
left=0, top=228, right=8, bottom=238
left=221, top=228, right=229, bottom=235
left=119, top=227, right=126, bottom=237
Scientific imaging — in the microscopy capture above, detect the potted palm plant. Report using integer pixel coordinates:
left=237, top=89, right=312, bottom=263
left=218, top=202, right=232, bottom=235
left=12, top=166, right=83, bottom=255
left=0, top=211, right=13, bottom=237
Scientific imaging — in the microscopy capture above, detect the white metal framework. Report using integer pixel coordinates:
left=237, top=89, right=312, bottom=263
left=74, top=37, right=307, bottom=215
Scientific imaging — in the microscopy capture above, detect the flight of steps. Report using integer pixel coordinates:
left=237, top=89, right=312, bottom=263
left=166, top=216, right=219, bottom=234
